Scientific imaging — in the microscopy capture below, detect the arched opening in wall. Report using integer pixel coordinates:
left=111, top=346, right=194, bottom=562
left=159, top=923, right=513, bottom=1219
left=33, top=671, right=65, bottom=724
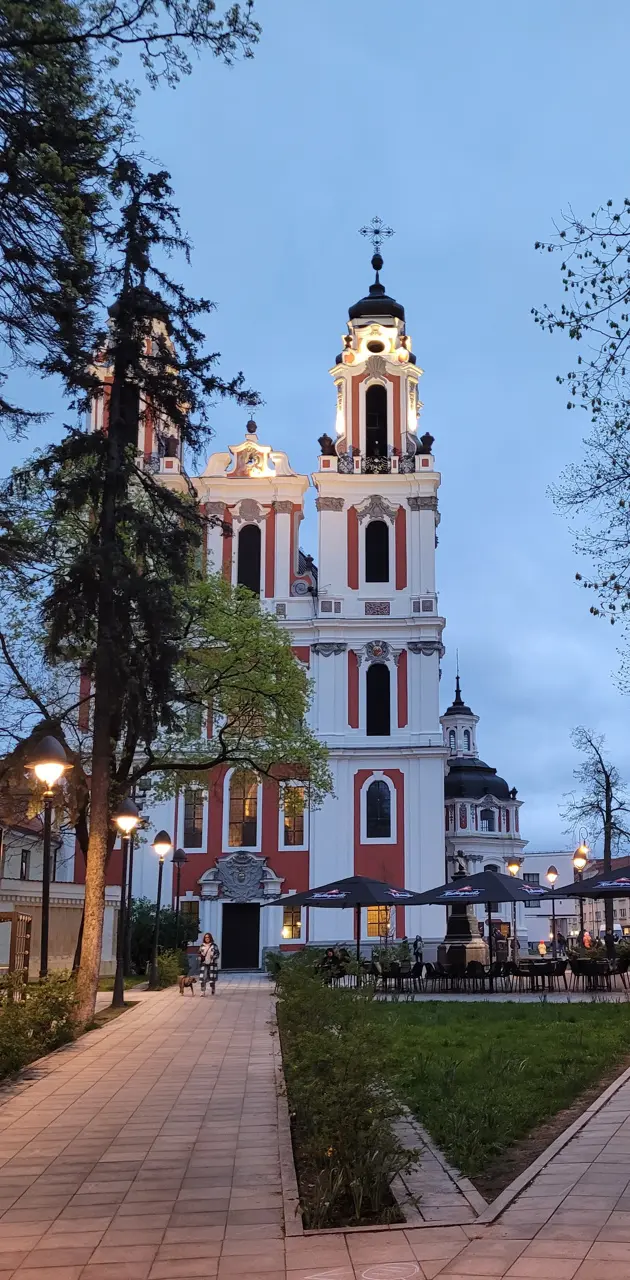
left=464, top=730, right=471, bottom=751
left=365, top=520, right=389, bottom=582
left=229, top=770, right=258, bottom=846
left=365, top=384, right=388, bottom=458
left=480, top=808, right=495, bottom=833
left=237, top=524, right=261, bottom=594
left=366, top=663, right=390, bottom=736
left=448, top=730, right=456, bottom=752
left=366, top=779, right=391, bottom=839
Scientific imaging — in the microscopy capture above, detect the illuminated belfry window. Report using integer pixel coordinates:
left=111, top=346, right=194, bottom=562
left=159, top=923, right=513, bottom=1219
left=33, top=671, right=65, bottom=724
left=365, top=384, right=388, bottom=458
left=237, top=524, right=261, bottom=595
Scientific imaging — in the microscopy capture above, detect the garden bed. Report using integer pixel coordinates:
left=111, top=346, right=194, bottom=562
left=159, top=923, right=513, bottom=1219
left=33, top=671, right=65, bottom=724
left=372, top=998, right=630, bottom=1198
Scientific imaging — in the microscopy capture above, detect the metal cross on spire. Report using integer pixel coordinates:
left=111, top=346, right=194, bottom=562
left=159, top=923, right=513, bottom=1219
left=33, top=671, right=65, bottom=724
left=359, top=216, right=394, bottom=255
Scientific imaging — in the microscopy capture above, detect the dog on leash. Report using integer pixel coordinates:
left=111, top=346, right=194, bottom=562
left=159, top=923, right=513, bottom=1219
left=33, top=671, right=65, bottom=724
left=178, top=974, right=197, bottom=996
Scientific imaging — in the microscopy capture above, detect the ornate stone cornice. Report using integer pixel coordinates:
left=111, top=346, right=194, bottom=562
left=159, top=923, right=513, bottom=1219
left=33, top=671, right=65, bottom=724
left=312, top=642, right=347, bottom=657
left=408, top=496, right=438, bottom=512
left=316, top=496, right=345, bottom=511
left=408, top=640, right=445, bottom=657
left=272, top=500, right=294, bottom=514
left=356, top=494, right=398, bottom=524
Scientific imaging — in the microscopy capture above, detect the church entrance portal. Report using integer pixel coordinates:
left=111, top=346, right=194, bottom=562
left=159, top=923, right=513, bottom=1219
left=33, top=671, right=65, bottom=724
left=221, top=903, right=260, bottom=969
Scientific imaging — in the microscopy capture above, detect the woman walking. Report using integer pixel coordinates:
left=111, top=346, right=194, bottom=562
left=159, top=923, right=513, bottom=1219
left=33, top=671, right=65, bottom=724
left=199, top=932, right=220, bottom=995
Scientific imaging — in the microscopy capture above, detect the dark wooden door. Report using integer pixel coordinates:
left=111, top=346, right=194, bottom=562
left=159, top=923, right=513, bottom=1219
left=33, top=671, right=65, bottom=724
left=221, top=903, right=260, bottom=969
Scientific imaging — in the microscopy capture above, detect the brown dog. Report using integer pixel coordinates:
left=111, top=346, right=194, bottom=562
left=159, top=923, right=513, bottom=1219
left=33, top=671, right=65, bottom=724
left=178, top=975, right=197, bottom=996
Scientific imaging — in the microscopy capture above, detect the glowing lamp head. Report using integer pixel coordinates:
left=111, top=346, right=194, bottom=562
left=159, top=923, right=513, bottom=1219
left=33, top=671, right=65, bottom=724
left=573, top=843, right=589, bottom=873
left=152, top=830, right=172, bottom=859
left=546, top=864, right=559, bottom=886
left=113, top=797, right=141, bottom=836
left=28, top=734, right=69, bottom=789
left=507, top=857, right=521, bottom=877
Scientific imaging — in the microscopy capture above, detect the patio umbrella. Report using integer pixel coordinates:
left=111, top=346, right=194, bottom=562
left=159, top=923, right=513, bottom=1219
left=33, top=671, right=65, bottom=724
left=549, top=870, right=630, bottom=898
left=266, top=874, right=426, bottom=964
left=410, top=868, right=548, bottom=990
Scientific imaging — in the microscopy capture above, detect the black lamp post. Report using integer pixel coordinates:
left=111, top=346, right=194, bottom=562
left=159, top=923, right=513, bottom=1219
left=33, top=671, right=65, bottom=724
left=506, top=856, right=522, bottom=962
left=172, top=848, right=188, bottom=949
left=111, top=798, right=141, bottom=1008
left=573, top=837, right=589, bottom=945
left=26, top=735, right=70, bottom=981
left=546, top=864, right=559, bottom=958
left=148, top=830, right=172, bottom=989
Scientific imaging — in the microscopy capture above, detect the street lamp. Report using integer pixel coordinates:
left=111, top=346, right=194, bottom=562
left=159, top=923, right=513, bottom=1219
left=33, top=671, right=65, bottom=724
left=172, top=848, right=188, bottom=950
left=111, top=798, right=141, bottom=1009
left=506, top=856, right=522, bottom=962
left=546, top=864, right=559, bottom=959
left=573, top=837, right=590, bottom=946
left=26, top=735, right=70, bottom=980
left=148, top=830, right=172, bottom=989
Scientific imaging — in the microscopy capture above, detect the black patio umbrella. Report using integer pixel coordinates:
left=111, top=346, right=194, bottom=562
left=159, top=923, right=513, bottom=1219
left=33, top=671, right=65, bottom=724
left=548, top=870, right=630, bottom=899
left=411, top=868, right=548, bottom=990
left=266, top=874, right=426, bottom=964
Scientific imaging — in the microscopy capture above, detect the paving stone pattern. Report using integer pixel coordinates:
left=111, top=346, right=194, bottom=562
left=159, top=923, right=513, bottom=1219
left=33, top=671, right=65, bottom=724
left=1, top=978, right=630, bottom=1278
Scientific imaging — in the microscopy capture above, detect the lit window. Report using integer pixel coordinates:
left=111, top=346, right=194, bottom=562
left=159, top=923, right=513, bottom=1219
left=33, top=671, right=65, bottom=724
left=183, top=789, right=204, bottom=849
left=282, top=906, right=301, bottom=939
left=367, top=906, right=391, bottom=938
left=366, top=779, right=391, bottom=839
left=480, top=808, right=495, bottom=833
left=283, top=786, right=305, bottom=847
left=229, top=770, right=258, bottom=847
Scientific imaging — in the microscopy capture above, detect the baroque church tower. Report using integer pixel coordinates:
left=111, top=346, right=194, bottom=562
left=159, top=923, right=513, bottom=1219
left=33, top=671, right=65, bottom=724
left=91, top=233, right=451, bottom=964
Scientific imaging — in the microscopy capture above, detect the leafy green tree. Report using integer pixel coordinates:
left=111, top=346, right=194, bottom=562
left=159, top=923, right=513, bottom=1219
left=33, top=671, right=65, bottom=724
left=129, top=897, right=199, bottom=973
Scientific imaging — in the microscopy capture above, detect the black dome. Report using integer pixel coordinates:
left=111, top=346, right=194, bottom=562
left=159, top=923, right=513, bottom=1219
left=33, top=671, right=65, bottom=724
left=445, top=757, right=511, bottom=801
left=349, top=252, right=405, bottom=323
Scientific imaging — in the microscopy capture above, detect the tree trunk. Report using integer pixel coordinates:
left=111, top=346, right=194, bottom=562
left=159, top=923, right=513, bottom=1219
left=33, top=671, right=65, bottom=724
left=72, top=907, right=84, bottom=972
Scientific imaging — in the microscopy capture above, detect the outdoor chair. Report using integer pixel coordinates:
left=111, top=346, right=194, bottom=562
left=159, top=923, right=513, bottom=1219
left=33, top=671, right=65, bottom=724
left=616, top=956, right=629, bottom=990
left=596, top=959, right=612, bottom=991
left=447, top=963, right=467, bottom=992
left=423, top=962, right=441, bottom=992
left=488, top=961, right=504, bottom=990
left=411, top=960, right=425, bottom=992
left=515, top=959, right=534, bottom=992
left=502, top=961, right=519, bottom=992
left=466, top=960, right=486, bottom=991
left=552, top=959, right=568, bottom=990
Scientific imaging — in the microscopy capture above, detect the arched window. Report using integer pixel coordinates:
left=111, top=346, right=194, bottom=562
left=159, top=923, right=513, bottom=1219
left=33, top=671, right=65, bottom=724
left=366, top=780, right=391, bottom=838
left=464, top=730, right=471, bottom=751
left=480, top=808, right=495, bottom=833
left=365, top=520, right=389, bottom=583
left=448, top=729, right=456, bottom=752
left=366, top=663, right=390, bottom=736
left=365, top=384, right=388, bottom=458
left=237, top=524, right=261, bottom=594
left=505, top=808, right=511, bottom=833
left=229, top=770, right=258, bottom=846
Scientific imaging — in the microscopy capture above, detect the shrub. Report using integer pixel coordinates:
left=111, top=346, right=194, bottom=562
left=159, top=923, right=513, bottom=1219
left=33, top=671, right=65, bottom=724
left=0, top=973, right=77, bottom=1080
left=156, top=950, right=181, bottom=987
left=275, top=957, right=416, bottom=1229
left=129, top=898, right=199, bottom=973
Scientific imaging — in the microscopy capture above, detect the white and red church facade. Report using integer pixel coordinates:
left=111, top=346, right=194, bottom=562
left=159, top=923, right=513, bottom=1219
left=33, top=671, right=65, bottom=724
left=85, top=249, right=528, bottom=967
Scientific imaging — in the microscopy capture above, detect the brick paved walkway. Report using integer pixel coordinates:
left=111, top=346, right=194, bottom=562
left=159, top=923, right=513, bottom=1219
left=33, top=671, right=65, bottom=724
left=2, top=979, right=630, bottom=1279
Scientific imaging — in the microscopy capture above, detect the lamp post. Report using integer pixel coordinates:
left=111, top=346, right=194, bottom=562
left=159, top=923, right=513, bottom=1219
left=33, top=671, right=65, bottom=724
left=111, top=798, right=141, bottom=1008
left=148, top=830, right=172, bottom=989
left=172, top=848, right=187, bottom=950
left=506, top=856, right=522, bottom=962
left=546, top=865, right=559, bottom=959
left=26, top=735, right=70, bottom=980
left=573, top=837, right=590, bottom=946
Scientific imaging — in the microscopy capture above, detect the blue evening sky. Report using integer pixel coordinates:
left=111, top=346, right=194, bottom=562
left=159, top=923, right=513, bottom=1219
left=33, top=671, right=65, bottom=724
left=5, top=1, right=630, bottom=850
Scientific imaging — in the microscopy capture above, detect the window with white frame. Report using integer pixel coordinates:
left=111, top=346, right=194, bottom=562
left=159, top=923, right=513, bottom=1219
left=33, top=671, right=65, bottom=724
left=366, top=779, right=391, bottom=839
left=183, top=788, right=204, bottom=849
left=480, top=808, right=495, bottom=832
left=367, top=905, right=391, bottom=938
left=228, top=770, right=258, bottom=847
left=282, top=906, right=301, bottom=939
left=281, top=785, right=306, bottom=848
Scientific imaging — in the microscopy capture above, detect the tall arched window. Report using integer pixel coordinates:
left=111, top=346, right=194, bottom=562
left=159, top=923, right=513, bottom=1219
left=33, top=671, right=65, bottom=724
left=365, top=384, right=388, bottom=458
left=448, top=729, right=456, bottom=752
left=229, top=770, right=258, bottom=846
left=366, top=663, right=390, bottom=736
left=464, top=730, right=471, bottom=751
left=237, top=524, right=261, bottom=595
left=365, top=520, right=389, bottom=582
left=366, top=779, right=391, bottom=839
left=480, top=808, right=495, bottom=833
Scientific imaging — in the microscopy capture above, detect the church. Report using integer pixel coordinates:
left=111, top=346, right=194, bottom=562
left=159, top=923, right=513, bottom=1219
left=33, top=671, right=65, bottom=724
left=119, top=234, right=527, bottom=966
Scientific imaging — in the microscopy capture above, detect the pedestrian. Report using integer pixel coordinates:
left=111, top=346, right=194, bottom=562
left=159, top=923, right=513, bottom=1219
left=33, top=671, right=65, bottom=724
left=199, top=932, right=219, bottom=995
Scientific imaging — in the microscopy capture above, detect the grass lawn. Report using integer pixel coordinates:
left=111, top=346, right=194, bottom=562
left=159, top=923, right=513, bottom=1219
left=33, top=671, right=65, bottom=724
left=97, top=974, right=147, bottom=992
left=374, top=999, right=630, bottom=1187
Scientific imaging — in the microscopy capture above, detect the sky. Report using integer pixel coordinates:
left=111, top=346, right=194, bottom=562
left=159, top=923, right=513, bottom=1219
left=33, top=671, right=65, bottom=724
left=5, top=0, right=630, bottom=850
